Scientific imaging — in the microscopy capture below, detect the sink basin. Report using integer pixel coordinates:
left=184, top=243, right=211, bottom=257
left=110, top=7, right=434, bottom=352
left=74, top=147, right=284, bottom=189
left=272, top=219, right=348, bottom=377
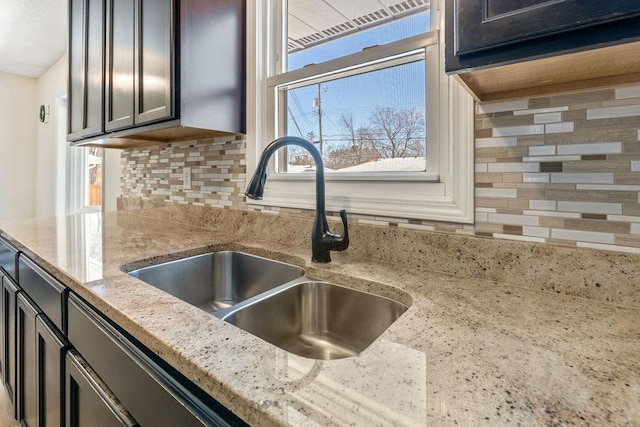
left=128, top=251, right=305, bottom=313
left=221, top=281, right=408, bottom=360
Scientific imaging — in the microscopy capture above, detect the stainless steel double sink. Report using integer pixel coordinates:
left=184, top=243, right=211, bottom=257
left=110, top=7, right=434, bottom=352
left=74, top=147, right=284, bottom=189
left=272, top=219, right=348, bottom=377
left=127, top=251, right=408, bottom=360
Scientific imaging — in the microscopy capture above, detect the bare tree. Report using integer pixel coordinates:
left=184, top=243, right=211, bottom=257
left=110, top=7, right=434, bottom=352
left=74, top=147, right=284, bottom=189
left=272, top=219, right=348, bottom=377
left=369, top=107, right=425, bottom=159
left=335, top=114, right=381, bottom=167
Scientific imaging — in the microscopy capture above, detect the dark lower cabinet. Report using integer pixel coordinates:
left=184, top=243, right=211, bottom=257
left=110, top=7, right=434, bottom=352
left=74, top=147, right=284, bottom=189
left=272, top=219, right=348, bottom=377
left=2, top=275, right=19, bottom=414
left=17, top=293, right=40, bottom=427
left=18, top=255, right=67, bottom=333
left=1, top=252, right=245, bottom=426
left=36, top=315, right=70, bottom=427
left=0, top=238, right=18, bottom=385
left=65, top=350, right=138, bottom=427
left=67, top=294, right=245, bottom=427
left=0, top=271, right=5, bottom=380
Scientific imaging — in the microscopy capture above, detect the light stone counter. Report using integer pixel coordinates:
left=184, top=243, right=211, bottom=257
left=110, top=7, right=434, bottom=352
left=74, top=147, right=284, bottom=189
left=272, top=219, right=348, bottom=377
left=0, top=211, right=638, bottom=426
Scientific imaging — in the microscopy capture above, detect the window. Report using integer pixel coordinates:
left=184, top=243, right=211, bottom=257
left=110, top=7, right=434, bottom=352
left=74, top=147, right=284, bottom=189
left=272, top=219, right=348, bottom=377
left=246, top=1, right=474, bottom=222
left=55, top=96, right=103, bottom=215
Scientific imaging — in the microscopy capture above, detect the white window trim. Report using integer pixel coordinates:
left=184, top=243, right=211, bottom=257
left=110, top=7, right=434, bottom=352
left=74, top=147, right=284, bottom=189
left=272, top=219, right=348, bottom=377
left=245, top=0, right=474, bottom=223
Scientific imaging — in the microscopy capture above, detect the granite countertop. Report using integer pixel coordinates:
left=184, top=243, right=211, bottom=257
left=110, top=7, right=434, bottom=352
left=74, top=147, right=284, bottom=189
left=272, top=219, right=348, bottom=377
left=0, top=211, right=638, bottom=426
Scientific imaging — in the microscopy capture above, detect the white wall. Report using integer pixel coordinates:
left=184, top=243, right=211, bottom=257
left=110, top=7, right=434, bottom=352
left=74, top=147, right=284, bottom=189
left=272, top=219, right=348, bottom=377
left=36, top=53, right=122, bottom=215
left=36, top=54, right=67, bottom=218
left=103, top=149, right=121, bottom=212
left=0, top=71, right=37, bottom=220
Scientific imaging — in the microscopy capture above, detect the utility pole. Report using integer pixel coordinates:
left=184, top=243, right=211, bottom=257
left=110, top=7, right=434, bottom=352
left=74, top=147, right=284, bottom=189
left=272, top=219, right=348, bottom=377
left=314, top=83, right=323, bottom=154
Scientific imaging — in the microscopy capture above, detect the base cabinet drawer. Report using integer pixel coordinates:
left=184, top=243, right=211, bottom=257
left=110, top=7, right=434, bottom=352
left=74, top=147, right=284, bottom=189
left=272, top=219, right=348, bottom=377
left=67, top=293, right=243, bottom=427
left=66, top=350, right=138, bottom=427
left=0, top=237, right=18, bottom=281
left=18, top=256, right=67, bottom=332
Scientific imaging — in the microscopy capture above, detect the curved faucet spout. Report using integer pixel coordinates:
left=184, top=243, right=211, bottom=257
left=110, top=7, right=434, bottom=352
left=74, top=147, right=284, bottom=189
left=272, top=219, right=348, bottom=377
left=245, top=136, right=349, bottom=263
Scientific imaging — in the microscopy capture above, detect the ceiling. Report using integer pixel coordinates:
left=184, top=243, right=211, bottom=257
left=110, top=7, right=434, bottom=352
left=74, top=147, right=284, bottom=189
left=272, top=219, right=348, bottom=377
left=288, top=0, right=430, bottom=52
left=0, top=0, right=429, bottom=77
left=0, top=0, right=67, bottom=78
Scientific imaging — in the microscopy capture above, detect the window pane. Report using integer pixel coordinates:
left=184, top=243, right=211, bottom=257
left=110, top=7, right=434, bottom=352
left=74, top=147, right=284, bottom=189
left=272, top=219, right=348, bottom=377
left=87, top=147, right=103, bottom=207
left=288, top=1, right=430, bottom=71
left=282, top=60, right=426, bottom=173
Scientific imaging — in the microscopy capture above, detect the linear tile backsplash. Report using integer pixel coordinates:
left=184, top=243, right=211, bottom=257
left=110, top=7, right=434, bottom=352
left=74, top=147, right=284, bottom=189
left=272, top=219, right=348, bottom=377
left=120, top=84, right=640, bottom=254
left=121, top=135, right=247, bottom=209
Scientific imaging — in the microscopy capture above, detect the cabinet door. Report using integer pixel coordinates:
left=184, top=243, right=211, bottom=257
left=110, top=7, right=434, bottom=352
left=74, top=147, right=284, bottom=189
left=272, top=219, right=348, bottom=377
left=36, top=316, right=69, bottom=427
left=68, top=0, right=106, bottom=141
left=17, top=293, right=40, bottom=427
left=65, top=350, right=137, bottom=427
left=83, top=0, right=106, bottom=138
left=68, top=0, right=85, bottom=141
left=106, top=0, right=135, bottom=131
left=135, top=0, right=174, bottom=125
left=453, top=0, right=640, bottom=56
left=2, top=276, right=19, bottom=414
left=0, top=272, right=4, bottom=379
left=67, top=294, right=241, bottom=426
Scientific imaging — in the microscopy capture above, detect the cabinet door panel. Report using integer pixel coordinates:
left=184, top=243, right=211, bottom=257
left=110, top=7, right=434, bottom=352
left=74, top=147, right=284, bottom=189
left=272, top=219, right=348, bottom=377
left=17, top=293, right=39, bottom=427
left=2, top=276, right=19, bottom=413
left=68, top=0, right=85, bottom=140
left=36, top=316, right=69, bottom=427
left=0, top=273, right=3, bottom=379
left=454, top=0, right=640, bottom=55
left=83, top=0, right=106, bottom=138
left=65, top=351, right=137, bottom=427
left=135, top=0, right=174, bottom=124
left=106, top=0, right=136, bottom=131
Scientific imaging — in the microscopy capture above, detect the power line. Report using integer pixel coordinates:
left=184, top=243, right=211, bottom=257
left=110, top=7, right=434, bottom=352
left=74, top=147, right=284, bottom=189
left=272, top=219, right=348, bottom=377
left=286, top=106, right=305, bottom=137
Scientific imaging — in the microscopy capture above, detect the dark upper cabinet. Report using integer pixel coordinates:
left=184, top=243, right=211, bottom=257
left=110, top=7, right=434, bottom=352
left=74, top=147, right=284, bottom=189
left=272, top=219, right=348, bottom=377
left=71, top=0, right=246, bottom=147
left=446, top=0, right=640, bottom=72
left=105, top=0, right=135, bottom=131
left=445, top=1, right=640, bottom=101
left=106, top=0, right=173, bottom=132
left=68, top=0, right=105, bottom=141
left=136, top=0, right=174, bottom=125
left=67, top=0, right=85, bottom=140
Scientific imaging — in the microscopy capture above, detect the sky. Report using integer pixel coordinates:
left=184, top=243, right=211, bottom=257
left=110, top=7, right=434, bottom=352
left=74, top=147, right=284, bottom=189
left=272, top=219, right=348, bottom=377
left=283, top=12, right=431, bottom=162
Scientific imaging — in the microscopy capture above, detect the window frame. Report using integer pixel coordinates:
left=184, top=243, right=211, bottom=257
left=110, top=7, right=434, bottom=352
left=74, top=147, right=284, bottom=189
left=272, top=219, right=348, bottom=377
left=245, top=0, right=474, bottom=223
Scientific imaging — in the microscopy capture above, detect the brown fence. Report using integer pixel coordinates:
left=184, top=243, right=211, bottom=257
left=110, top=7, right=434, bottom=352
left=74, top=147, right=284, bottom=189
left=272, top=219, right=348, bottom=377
left=89, top=185, right=102, bottom=206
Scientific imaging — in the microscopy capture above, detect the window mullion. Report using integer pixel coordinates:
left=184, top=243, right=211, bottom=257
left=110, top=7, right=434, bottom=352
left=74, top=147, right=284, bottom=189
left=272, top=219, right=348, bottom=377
left=267, top=31, right=437, bottom=87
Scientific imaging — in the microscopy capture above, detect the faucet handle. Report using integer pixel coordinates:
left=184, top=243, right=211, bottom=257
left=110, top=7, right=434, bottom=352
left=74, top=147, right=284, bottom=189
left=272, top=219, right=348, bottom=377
left=331, top=209, right=349, bottom=251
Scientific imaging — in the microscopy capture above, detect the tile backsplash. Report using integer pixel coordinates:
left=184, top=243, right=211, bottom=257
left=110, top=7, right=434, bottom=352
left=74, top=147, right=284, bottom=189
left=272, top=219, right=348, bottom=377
left=120, top=84, right=640, bottom=254
left=121, top=135, right=247, bottom=209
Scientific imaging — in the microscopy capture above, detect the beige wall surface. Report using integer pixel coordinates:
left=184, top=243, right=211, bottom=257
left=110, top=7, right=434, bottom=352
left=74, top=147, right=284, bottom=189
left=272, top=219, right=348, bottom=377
left=35, top=54, right=67, bottom=218
left=0, top=71, right=37, bottom=220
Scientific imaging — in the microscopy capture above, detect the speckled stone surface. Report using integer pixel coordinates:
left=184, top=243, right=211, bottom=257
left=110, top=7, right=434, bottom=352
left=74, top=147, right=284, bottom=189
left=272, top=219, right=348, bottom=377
left=119, top=202, right=640, bottom=308
left=0, top=211, right=639, bottom=426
